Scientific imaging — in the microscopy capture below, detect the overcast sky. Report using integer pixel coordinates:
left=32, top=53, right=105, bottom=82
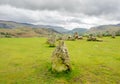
left=0, top=0, right=120, bottom=29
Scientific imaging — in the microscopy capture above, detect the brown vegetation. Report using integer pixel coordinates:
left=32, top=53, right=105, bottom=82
left=0, top=27, right=59, bottom=38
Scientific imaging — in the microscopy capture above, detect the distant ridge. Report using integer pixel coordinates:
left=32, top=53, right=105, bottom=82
left=0, top=20, right=61, bottom=37
left=0, top=20, right=68, bottom=33
left=1, top=20, right=120, bottom=36
left=88, top=24, right=120, bottom=34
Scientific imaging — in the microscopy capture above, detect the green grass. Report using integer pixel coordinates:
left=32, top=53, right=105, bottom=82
left=0, top=37, right=120, bottom=84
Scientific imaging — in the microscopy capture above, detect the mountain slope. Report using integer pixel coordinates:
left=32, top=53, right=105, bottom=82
left=0, top=20, right=68, bottom=33
left=35, top=25, right=68, bottom=33
left=88, top=24, right=120, bottom=34
left=0, top=20, right=33, bottom=28
left=0, top=27, right=60, bottom=38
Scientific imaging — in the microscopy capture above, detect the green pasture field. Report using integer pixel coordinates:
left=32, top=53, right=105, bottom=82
left=0, top=37, right=120, bottom=84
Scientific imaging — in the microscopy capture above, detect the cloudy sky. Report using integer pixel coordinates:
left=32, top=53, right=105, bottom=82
left=0, top=0, right=120, bottom=29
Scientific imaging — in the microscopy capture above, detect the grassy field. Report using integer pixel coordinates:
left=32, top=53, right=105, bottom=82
left=0, top=37, right=120, bottom=84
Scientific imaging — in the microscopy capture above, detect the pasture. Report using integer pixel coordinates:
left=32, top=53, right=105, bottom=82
left=0, top=37, right=120, bottom=84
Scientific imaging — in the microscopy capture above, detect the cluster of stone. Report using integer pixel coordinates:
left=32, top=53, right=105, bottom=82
left=78, top=36, right=83, bottom=40
left=87, top=36, right=97, bottom=41
left=87, top=35, right=103, bottom=42
left=51, top=40, right=71, bottom=72
left=56, top=35, right=70, bottom=41
left=67, top=35, right=75, bottom=41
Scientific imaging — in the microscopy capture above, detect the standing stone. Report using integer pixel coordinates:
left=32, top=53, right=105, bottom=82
left=47, top=35, right=56, bottom=47
left=97, top=32, right=103, bottom=38
left=74, top=32, right=79, bottom=39
left=111, top=32, right=116, bottom=38
left=51, top=40, right=71, bottom=72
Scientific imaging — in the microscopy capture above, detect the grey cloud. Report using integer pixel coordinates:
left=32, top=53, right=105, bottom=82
left=0, top=5, right=68, bottom=26
left=0, top=0, right=120, bottom=29
left=0, top=0, right=120, bottom=16
left=0, top=5, right=37, bottom=23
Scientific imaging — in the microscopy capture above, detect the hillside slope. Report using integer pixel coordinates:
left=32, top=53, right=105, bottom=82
left=0, top=20, right=68, bottom=33
left=0, top=27, right=60, bottom=37
left=88, top=24, right=120, bottom=34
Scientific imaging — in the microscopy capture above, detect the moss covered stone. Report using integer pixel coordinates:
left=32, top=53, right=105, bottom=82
left=51, top=40, right=71, bottom=72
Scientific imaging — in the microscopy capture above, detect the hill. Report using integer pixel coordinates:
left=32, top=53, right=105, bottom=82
left=0, top=20, right=34, bottom=29
left=1, top=20, right=120, bottom=36
left=87, top=24, right=120, bottom=35
left=36, top=25, right=68, bottom=33
left=0, top=27, right=60, bottom=38
left=0, top=20, right=68, bottom=33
